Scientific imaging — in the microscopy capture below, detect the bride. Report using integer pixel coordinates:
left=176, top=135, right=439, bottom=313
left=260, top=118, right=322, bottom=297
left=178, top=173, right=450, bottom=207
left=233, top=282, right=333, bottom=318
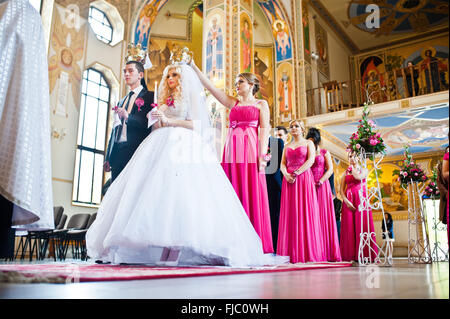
left=86, top=53, right=288, bottom=267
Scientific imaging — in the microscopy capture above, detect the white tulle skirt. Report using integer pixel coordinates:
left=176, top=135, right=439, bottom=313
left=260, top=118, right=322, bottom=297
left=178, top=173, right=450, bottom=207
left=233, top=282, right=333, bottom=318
left=86, top=126, right=288, bottom=267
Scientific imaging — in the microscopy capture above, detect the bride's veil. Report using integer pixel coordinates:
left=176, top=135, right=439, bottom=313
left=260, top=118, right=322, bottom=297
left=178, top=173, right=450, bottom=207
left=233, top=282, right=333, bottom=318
left=158, top=63, right=217, bottom=162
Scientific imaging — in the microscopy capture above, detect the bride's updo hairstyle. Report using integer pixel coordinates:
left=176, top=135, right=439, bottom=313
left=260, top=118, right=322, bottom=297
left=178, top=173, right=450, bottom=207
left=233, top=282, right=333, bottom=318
left=237, top=73, right=260, bottom=96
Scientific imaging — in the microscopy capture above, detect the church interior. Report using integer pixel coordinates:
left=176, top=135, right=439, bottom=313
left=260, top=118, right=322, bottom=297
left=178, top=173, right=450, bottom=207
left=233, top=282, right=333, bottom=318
left=0, top=0, right=449, bottom=301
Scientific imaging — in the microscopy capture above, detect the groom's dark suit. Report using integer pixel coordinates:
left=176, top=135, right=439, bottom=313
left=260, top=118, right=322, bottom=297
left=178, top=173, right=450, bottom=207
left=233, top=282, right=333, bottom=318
left=105, top=86, right=154, bottom=181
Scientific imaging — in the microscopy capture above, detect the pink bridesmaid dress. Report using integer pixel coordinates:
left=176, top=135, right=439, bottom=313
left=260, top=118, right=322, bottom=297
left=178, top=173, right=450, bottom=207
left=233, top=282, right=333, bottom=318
left=277, top=146, right=326, bottom=263
left=340, top=167, right=378, bottom=261
left=311, top=149, right=342, bottom=262
left=222, top=102, right=274, bottom=253
left=444, top=152, right=449, bottom=247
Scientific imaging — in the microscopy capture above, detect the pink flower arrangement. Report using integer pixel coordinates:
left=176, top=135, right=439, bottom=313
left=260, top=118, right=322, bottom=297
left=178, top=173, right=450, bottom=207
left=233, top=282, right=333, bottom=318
left=393, top=145, right=427, bottom=187
left=347, top=103, right=386, bottom=155
left=424, top=168, right=440, bottom=198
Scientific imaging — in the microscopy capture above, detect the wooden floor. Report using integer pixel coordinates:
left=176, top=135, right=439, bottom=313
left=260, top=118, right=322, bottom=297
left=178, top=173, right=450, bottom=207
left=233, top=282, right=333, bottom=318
left=0, top=258, right=448, bottom=299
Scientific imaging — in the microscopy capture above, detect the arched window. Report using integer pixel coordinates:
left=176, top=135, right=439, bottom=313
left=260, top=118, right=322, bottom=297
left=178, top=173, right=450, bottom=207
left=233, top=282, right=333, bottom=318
left=88, top=6, right=113, bottom=44
left=72, top=68, right=110, bottom=206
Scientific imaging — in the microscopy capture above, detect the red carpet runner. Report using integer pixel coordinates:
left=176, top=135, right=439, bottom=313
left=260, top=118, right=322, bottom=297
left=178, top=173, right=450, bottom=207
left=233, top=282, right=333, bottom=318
left=0, top=262, right=352, bottom=283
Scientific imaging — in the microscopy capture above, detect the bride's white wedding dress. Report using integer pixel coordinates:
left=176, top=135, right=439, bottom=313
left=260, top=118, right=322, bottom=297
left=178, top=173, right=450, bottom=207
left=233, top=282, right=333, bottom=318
left=86, top=65, right=288, bottom=267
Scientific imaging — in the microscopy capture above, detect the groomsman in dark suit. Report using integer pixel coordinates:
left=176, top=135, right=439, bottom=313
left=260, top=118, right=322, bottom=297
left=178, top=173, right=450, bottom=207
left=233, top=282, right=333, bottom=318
left=104, top=57, right=155, bottom=182
left=265, top=131, right=284, bottom=252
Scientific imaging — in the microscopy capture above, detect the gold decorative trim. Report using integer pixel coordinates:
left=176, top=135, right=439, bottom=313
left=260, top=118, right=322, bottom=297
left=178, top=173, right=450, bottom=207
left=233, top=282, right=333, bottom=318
left=401, top=100, right=411, bottom=109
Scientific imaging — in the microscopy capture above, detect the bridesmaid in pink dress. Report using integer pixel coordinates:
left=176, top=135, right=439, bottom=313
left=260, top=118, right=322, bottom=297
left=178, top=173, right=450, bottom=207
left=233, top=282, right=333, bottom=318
left=339, top=152, right=378, bottom=262
left=442, top=147, right=449, bottom=247
left=277, top=120, right=325, bottom=263
left=306, top=128, right=342, bottom=262
left=190, top=61, right=274, bottom=253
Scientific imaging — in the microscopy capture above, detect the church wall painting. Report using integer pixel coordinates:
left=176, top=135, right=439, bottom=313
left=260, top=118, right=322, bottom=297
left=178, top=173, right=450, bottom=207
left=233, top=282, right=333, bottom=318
left=354, top=36, right=449, bottom=101
left=241, top=0, right=252, bottom=13
left=359, top=55, right=388, bottom=104
left=146, top=37, right=202, bottom=92
left=302, top=1, right=311, bottom=64
left=240, top=12, right=253, bottom=74
left=256, top=0, right=292, bottom=62
left=205, top=9, right=225, bottom=88
left=276, top=62, right=295, bottom=124
left=314, top=20, right=329, bottom=79
left=254, top=45, right=274, bottom=113
left=134, top=0, right=170, bottom=48
left=48, top=4, right=87, bottom=117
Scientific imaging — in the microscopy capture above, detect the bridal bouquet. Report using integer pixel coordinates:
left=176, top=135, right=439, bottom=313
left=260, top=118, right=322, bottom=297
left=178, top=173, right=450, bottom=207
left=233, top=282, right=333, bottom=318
left=424, top=168, right=440, bottom=198
left=393, top=145, right=427, bottom=187
left=347, top=102, right=386, bottom=156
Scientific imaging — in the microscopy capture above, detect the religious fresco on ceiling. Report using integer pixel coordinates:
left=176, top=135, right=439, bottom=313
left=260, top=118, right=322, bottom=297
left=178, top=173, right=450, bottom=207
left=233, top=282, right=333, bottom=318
left=348, top=0, right=449, bottom=36
left=257, top=0, right=292, bottom=62
left=134, top=0, right=169, bottom=48
left=321, top=104, right=449, bottom=157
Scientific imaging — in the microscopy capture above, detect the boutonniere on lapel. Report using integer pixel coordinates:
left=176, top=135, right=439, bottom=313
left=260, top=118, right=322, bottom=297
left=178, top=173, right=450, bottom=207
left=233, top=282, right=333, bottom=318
left=135, top=98, right=145, bottom=112
left=112, top=105, right=119, bottom=112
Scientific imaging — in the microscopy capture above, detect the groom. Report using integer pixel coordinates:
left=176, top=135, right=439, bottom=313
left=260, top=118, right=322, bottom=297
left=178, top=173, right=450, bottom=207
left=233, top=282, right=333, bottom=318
left=104, top=58, right=155, bottom=181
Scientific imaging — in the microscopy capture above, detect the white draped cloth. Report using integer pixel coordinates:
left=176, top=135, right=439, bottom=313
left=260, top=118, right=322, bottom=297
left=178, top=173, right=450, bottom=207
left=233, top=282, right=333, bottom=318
left=0, top=0, right=54, bottom=230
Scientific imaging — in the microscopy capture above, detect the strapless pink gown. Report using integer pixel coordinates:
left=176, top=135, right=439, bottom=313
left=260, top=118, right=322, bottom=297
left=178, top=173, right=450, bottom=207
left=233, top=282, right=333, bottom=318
left=277, top=146, right=326, bottom=263
left=340, top=170, right=378, bottom=261
left=222, top=105, right=273, bottom=253
left=311, top=149, right=342, bottom=262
